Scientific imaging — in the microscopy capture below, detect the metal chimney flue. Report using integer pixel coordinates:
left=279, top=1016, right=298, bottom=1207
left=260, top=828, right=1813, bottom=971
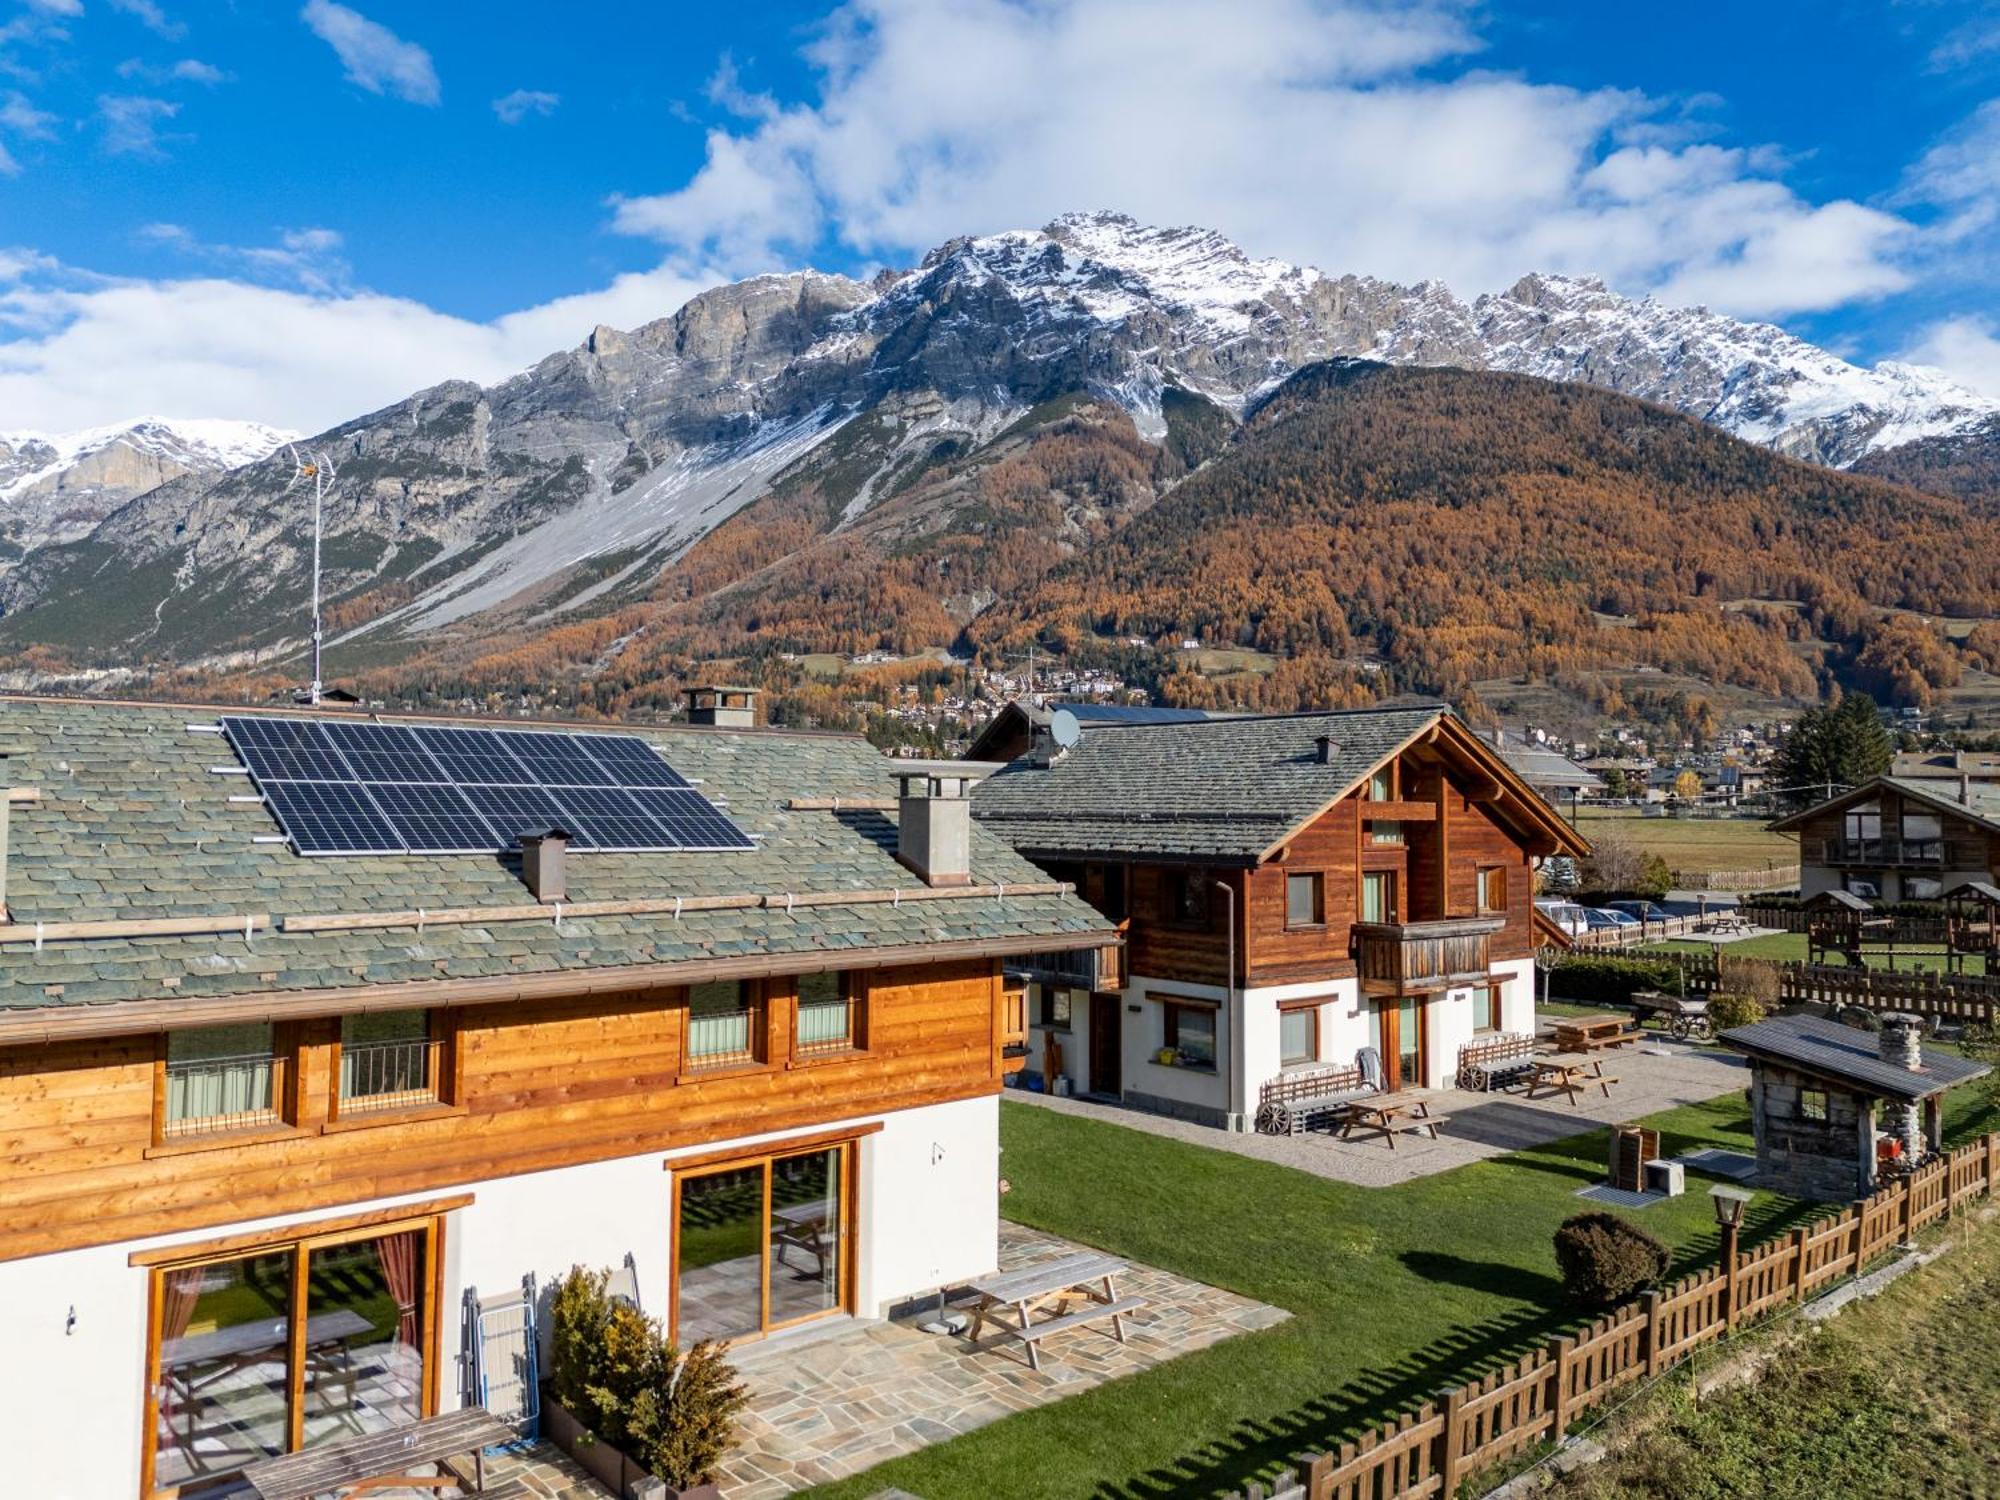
left=520, top=828, right=570, bottom=902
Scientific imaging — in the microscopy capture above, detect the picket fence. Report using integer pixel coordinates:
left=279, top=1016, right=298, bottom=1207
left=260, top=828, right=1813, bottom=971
left=1225, top=1131, right=2000, bottom=1500
left=1667, top=953, right=2000, bottom=1032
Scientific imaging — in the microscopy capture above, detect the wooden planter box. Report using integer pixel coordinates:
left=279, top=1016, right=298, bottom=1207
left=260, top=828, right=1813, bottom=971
left=541, top=1394, right=722, bottom=1500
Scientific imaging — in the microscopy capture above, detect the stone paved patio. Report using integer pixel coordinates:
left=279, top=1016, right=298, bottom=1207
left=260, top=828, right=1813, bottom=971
left=714, top=1220, right=1287, bottom=1498
left=1012, top=1016, right=1751, bottom=1187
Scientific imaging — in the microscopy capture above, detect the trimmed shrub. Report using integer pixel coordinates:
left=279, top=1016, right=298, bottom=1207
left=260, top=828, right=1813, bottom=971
left=549, top=1264, right=750, bottom=1488
left=1706, top=990, right=1768, bottom=1032
left=1554, top=1212, right=1672, bottom=1307
left=1547, top=954, right=1685, bottom=1005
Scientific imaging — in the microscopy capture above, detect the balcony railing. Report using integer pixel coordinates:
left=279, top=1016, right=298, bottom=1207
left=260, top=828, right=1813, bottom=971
left=163, top=1052, right=280, bottom=1139
left=1004, top=931, right=1127, bottom=993
left=795, top=996, right=859, bottom=1058
left=338, top=1037, right=443, bottom=1115
left=1816, top=837, right=1965, bottom=868
left=687, top=1004, right=762, bottom=1069
left=1352, top=917, right=1506, bottom=995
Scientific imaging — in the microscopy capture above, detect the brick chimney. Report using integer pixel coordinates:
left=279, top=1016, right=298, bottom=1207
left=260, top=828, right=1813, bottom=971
left=1878, top=1012, right=1925, bottom=1160
left=520, top=828, right=570, bottom=902
left=685, top=685, right=758, bottom=728
left=891, top=760, right=1002, bottom=887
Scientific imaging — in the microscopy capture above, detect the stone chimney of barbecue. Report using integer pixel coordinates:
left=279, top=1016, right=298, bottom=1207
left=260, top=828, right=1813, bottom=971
left=520, top=828, right=570, bottom=902
left=891, top=760, right=1002, bottom=887
left=686, top=685, right=759, bottom=728
left=1879, top=1012, right=1926, bottom=1160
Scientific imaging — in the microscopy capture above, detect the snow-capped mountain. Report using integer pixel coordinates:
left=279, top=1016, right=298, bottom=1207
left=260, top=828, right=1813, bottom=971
left=0, top=211, right=1991, bottom=669
left=0, top=417, right=294, bottom=562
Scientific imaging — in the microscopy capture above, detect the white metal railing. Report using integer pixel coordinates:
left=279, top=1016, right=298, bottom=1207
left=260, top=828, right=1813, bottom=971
left=688, top=1005, right=760, bottom=1068
left=796, top=997, right=857, bottom=1057
left=338, top=1037, right=443, bottom=1114
left=163, top=1052, right=278, bottom=1138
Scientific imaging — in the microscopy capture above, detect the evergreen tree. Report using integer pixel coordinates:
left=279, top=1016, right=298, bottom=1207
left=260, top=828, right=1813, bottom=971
left=1772, top=692, right=1891, bottom=806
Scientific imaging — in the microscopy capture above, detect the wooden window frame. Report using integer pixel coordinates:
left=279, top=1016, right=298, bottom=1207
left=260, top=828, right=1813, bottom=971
left=149, top=1022, right=303, bottom=1154
left=1160, top=868, right=1213, bottom=931
left=1285, top=871, right=1326, bottom=930
left=678, top=978, right=773, bottom=1080
left=1476, top=865, right=1508, bottom=914
left=1038, top=987, right=1075, bottom=1030
left=326, top=1009, right=460, bottom=1127
left=1800, top=1088, right=1830, bottom=1123
left=1361, top=869, right=1400, bottom=925
left=1366, top=763, right=1398, bottom=801
left=1473, top=984, right=1504, bottom=1035
left=788, top=972, right=868, bottom=1066
left=139, top=1207, right=449, bottom=1500
left=667, top=1136, right=860, bottom=1347
left=1368, top=820, right=1406, bottom=846
left=1277, top=1000, right=1320, bottom=1068
left=1160, top=997, right=1219, bottom=1072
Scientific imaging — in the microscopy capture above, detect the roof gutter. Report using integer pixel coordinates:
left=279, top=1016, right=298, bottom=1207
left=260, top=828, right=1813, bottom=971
left=0, top=926, right=1118, bottom=1048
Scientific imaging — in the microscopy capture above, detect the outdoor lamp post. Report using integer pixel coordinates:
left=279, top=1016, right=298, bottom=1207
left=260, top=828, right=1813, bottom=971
left=1710, top=1183, right=1754, bottom=1324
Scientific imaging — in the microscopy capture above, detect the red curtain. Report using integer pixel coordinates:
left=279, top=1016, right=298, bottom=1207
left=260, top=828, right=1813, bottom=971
left=155, top=1266, right=205, bottom=1445
left=373, top=1230, right=423, bottom=1349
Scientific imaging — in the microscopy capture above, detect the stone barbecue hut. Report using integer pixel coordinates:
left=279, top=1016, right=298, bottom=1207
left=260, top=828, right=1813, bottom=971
left=1721, top=1012, right=1990, bottom=1201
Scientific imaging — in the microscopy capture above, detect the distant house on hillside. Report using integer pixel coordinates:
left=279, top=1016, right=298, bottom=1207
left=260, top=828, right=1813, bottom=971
left=1769, top=774, right=2000, bottom=902
left=972, top=706, right=1588, bottom=1129
left=1891, top=748, right=2000, bottom=787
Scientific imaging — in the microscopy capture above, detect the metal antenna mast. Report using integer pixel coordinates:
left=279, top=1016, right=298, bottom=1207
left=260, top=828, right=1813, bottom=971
left=284, top=445, right=337, bottom=705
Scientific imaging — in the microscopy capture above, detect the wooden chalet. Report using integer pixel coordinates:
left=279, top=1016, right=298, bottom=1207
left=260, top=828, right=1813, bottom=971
left=971, top=706, right=1589, bottom=1128
left=0, top=696, right=1114, bottom=1500
left=1770, top=774, right=2000, bottom=906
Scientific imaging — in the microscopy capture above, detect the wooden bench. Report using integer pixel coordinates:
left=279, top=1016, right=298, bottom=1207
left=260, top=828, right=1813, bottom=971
left=1254, top=1061, right=1370, bottom=1135
left=1456, top=1033, right=1536, bottom=1091
left=1529, top=1055, right=1620, bottom=1106
left=1014, top=1296, right=1146, bottom=1358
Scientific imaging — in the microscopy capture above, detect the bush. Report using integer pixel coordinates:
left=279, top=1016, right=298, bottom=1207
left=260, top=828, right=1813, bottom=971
left=549, top=1264, right=750, bottom=1488
left=1706, top=990, right=1768, bottom=1032
left=1554, top=1212, right=1672, bottom=1307
left=1547, top=954, right=1685, bottom=1004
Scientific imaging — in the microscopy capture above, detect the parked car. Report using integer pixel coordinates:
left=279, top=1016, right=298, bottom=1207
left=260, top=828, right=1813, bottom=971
left=1605, top=899, right=1672, bottom=923
left=1581, top=907, right=1640, bottom=931
left=1535, top=899, right=1591, bottom=938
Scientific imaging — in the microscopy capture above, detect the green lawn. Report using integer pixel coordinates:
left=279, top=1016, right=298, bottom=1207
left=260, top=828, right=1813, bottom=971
left=803, top=1083, right=1952, bottom=1500
left=1574, top=809, right=1795, bottom=875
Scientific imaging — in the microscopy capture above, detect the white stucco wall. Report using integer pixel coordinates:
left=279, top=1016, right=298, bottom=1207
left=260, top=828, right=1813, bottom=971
left=0, top=1094, right=999, bottom=1498
left=1494, top=957, right=1538, bottom=1035
left=1124, top=976, right=1231, bottom=1117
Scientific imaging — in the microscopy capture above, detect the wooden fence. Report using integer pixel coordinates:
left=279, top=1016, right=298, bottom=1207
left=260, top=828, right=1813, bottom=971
left=1227, top=1131, right=2000, bottom=1500
left=1665, top=953, right=2000, bottom=1031
left=1738, top=904, right=1949, bottom=942
left=1669, top=864, right=1800, bottom=893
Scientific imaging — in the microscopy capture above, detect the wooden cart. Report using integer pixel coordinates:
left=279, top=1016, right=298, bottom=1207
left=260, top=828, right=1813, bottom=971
left=1628, top=990, right=1711, bottom=1040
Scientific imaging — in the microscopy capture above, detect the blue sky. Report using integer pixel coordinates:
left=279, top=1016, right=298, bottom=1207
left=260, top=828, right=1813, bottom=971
left=0, top=0, right=1995, bottom=432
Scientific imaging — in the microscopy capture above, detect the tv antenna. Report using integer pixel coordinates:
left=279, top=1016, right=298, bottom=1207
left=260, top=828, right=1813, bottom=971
left=283, top=445, right=336, bottom=705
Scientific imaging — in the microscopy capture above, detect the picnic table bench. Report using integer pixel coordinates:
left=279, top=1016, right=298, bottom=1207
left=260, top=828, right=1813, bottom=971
left=1528, top=1052, right=1620, bottom=1107
left=1456, top=1032, right=1537, bottom=1091
left=1551, top=1015, right=1643, bottom=1052
left=966, top=1251, right=1144, bottom=1373
left=1338, top=1088, right=1445, bottom=1149
left=1628, top=990, right=1712, bottom=1040
left=240, top=1405, right=517, bottom=1499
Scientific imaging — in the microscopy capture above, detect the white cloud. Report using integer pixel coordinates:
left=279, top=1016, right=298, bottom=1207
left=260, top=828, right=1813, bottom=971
left=116, top=56, right=229, bottom=85
left=109, top=0, right=186, bottom=41
left=492, top=88, right=558, bottom=124
left=22, top=0, right=82, bottom=15
left=0, top=254, right=722, bottom=432
left=609, top=0, right=1928, bottom=321
left=1, top=91, right=58, bottom=137
left=139, top=222, right=352, bottom=294
left=300, top=0, right=439, bottom=106
left=96, top=93, right=177, bottom=156
left=0, top=142, right=16, bottom=176
left=1900, top=316, right=2000, bottom=401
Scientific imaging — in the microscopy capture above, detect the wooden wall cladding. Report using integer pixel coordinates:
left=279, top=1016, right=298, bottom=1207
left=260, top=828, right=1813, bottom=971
left=0, top=958, right=1005, bottom=1264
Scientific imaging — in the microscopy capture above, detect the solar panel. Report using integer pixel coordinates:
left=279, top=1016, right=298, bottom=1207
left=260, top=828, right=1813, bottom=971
left=219, top=715, right=749, bottom=858
left=261, top=780, right=402, bottom=855
left=364, top=781, right=501, bottom=854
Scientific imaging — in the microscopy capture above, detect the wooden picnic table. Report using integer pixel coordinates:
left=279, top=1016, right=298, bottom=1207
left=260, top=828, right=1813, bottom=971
left=1338, top=1087, right=1446, bottom=1150
left=1528, top=1052, right=1620, bottom=1107
left=161, top=1309, right=373, bottom=1464
left=240, top=1406, right=516, bottom=1500
left=772, top=1200, right=835, bottom=1275
left=966, top=1251, right=1144, bottom=1373
left=1552, top=1015, right=1643, bottom=1052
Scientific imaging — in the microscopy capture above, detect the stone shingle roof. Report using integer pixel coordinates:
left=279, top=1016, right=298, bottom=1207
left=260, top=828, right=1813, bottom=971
left=1721, top=1014, right=1990, bottom=1103
left=0, top=698, right=1112, bottom=1016
left=971, top=705, right=1450, bottom=861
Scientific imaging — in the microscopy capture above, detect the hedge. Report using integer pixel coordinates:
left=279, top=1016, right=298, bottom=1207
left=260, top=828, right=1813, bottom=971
left=1545, top=953, right=1686, bottom=1004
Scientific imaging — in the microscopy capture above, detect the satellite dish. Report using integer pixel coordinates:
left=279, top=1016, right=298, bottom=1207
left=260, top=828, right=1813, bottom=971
left=1050, top=708, right=1082, bottom=749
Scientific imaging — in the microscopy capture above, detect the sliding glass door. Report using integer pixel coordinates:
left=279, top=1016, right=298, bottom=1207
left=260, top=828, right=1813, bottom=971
left=147, top=1218, right=437, bottom=1498
left=674, top=1143, right=850, bottom=1344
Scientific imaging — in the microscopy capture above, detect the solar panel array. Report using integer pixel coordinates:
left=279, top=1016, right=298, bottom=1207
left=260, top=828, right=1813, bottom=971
left=220, top=716, right=754, bottom=857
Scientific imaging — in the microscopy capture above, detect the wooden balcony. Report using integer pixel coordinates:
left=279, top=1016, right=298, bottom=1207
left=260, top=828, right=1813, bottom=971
left=1003, top=927, right=1127, bottom=993
left=1814, top=837, right=1965, bottom=869
left=1352, top=917, right=1506, bottom=996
